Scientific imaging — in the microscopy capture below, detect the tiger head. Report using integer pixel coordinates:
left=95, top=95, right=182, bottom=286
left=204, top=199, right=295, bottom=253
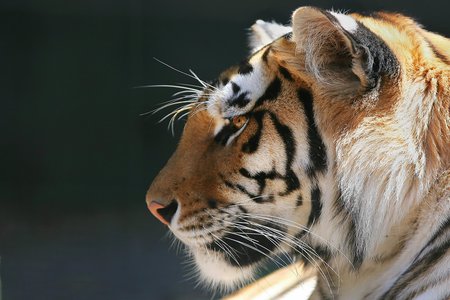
left=146, top=7, right=449, bottom=291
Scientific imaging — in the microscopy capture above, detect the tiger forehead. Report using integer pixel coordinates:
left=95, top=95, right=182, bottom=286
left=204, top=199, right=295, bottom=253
left=207, top=47, right=278, bottom=119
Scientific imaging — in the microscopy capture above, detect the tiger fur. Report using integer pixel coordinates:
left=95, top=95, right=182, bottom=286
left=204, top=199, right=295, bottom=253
left=146, top=7, right=450, bottom=299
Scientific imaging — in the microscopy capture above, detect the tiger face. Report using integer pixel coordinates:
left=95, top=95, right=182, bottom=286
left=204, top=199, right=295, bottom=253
left=146, top=6, right=450, bottom=295
left=148, top=47, right=317, bottom=287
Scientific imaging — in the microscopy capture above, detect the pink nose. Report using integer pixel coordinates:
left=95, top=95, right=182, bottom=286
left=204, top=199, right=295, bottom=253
left=147, top=200, right=179, bottom=225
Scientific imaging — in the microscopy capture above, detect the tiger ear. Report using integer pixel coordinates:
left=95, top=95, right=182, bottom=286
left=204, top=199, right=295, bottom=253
left=249, top=20, right=291, bottom=52
left=291, top=7, right=397, bottom=94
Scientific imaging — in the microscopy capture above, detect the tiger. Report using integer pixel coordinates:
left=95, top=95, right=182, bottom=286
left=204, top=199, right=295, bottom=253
left=146, top=6, right=450, bottom=299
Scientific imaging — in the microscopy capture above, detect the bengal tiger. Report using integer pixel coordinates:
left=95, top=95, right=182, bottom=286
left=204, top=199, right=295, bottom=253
left=146, top=7, right=450, bottom=299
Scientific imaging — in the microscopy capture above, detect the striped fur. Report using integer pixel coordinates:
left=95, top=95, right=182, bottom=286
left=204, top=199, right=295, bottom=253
left=146, top=7, right=450, bottom=299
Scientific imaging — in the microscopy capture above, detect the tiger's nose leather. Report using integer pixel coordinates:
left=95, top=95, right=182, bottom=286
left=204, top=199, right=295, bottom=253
left=147, top=200, right=179, bottom=225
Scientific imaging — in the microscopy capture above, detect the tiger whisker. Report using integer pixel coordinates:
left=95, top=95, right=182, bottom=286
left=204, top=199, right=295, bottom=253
left=153, top=57, right=218, bottom=91
left=227, top=217, right=325, bottom=270
left=246, top=214, right=353, bottom=270
left=188, top=69, right=218, bottom=91
left=151, top=99, right=198, bottom=115
left=160, top=104, right=195, bottom=122
left=136, top=83, right=201, bottom=92
left=209, top=231, right=243, bottom=269
left=139, top=96, right=197, bottom=117
left=211, top=211, right=335, bottom=279
left=230, top=216, right=336, bottom=295
left=221, top=234, right=286, bottom=269
left=214, top=216, right=299, bottom=270
left=235, top=216, right=338, bottom=279
left=228, top=207, right=353, bottom=267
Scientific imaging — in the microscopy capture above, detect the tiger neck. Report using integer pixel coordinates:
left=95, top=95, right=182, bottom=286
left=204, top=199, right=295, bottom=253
left=305, top=74, right=449, bottom=270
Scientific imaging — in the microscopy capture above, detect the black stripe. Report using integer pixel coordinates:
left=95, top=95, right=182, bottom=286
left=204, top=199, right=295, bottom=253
left=423, top=215, right=450, bottom=254
left=297, top=88, right=327, bottom=176
left=307, top=186, right=322, bottom=227
left=230, top=91, right=251, bottom=108
left=347, top=213, right=364, bottom=268
left=238, top=60, right=254, bottom=75
left=242, top=111, right=265, bottom=153
left=269, top=112, right=301, bottom=195
left=231, top=81, right=241, bottom=93
left=262, top=46, right=271, bottom=63
left=279, top=169, right=300, bottom=196
left=224, top=178, right=258, bottom=201
left=417, top=28, right=450, bottom=64
left=426, top=38, right=450, bottom=65
left=228, top=81, right=251, bottom=107
left=383, top=240, right=450, bottom=299
left=403, top=272, right=450, bottom=300
left=255, top=77, right=282, bottom=107
left=381, top=224, right=450, bottom=299
left=239, top=167, right=300, bottom=198
left=239, top=110, right=301, bottom=200
left=223, top=174, right=271, bottom=203
left=269, top=112, right=295, bottom=169
left=215, top=117, right=248, bottom=145
left=333, top=192, right=365, bottom=269
left=239, top=168, right=276, bottom=195
left=279, top=66, right=294, bottom=81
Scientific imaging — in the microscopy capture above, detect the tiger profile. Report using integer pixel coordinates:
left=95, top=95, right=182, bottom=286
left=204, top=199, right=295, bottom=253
left=146, top=7, right=450, bottom=299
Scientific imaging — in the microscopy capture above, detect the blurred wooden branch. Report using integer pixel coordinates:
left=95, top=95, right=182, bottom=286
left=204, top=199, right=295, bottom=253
left=223, top=262, right=316, bottom=300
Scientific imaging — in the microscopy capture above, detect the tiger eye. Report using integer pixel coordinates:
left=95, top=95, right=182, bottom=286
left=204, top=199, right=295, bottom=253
left=231, top=115, right=247, bottom=129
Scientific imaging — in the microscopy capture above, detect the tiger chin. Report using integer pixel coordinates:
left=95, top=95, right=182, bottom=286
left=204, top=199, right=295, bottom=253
left=146, top=6, right=450, bottom=299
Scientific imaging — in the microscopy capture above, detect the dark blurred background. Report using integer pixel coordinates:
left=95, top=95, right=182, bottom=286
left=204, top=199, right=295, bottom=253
left=0, top=0, right=448, bottom=299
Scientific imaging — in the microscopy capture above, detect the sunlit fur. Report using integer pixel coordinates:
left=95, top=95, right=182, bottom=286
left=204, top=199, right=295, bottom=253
left=147, top=7, right=450, bottom=299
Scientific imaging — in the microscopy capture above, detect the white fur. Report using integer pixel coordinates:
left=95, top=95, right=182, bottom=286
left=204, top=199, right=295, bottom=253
left=193, top=249, right=255, bottom=290
left=250, top=20, right=292, bottom=51
left=334, top=76, right=437, bottom=257
left=329, top=11, right=358, bottom=33
left=207, top=59, right=272, bottom=118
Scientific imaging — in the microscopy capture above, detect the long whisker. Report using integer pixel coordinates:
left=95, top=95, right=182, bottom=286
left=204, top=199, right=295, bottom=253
left=153, top=58, right=203, bottom=81
left=225, top=206, right=353, bottom=267
left=151, top=99, right=198, bottom=115
left=175, top=82, right=206, bottom=89
left=227, top=217, right=319, bottom=270
left=153, top=58, right=217, bottom=91
left=213, top=215, right=296, bottom=270
left=135, top=84, right=202, bottom=92
left=230, top=216, right=336, bottom=295
left=188, top=69, right=217, bottom=90
left=236, top=216, right=338, bottom=275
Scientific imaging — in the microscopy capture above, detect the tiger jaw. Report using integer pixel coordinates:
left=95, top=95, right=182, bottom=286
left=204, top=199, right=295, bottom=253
left=169, top=206, right=292, bottom=288
left=191, top=247, right=255, bottom=289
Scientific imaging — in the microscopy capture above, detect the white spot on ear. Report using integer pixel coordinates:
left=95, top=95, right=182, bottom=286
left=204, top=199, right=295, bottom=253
left=330, top=12, right=358, bottom=33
